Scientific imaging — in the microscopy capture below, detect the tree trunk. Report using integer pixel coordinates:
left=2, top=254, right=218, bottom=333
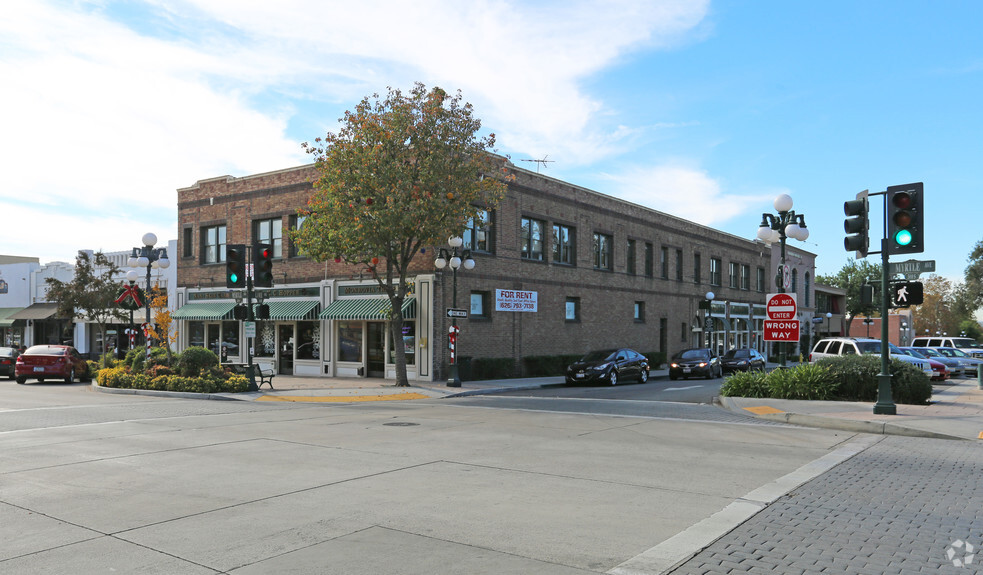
left=389, top=310, right=409, bottom=387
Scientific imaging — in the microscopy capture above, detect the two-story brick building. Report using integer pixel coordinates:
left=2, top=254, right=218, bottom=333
left=173, top=161, right=815, bottom=382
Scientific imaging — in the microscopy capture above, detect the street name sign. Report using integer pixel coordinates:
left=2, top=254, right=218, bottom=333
left=888, top=259, right=935, bottom=279
left=446, top=308, right=468, bottom=318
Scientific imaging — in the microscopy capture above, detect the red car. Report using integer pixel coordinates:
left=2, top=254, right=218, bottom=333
left=14, top=345, right=90, bottom=384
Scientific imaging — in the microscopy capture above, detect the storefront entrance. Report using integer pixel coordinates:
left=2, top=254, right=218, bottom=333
left=278, top=324, right=294, bottom=375
left=367, top=322, right=386, bottom=378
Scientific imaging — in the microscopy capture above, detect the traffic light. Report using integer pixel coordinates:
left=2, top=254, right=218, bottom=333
left=253, top=243, right=274, bottom=287
left=886, top=182, right=924, bottom=255
left=891, top=281, right=924, bottom=308
left=226, top=244, right=246, bottom=288
left=255, top=303, right=270, bottom=320
left=843, top=190, right=869, bottom=258
left=233, top=304, right=248, bottom=320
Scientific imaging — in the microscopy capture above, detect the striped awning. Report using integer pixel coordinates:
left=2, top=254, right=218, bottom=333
left=319, top=297, right=417, bottom=320
left=8, top=303, right=61, bottom=321
left=172, top=302, right=237, bottom=321
left=0, top=307, right=25, bottom=328
left=257, top=300, right=320, bottom=321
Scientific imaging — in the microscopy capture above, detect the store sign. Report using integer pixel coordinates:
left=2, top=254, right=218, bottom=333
left=495, top=289, right=538, bottom=312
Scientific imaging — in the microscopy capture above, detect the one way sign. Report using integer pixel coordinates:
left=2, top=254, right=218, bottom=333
left=891, top=281, right=923, bottom=308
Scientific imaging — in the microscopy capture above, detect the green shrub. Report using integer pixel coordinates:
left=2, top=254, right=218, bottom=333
left=523, top=354, right=582, bottom=377
left=642, top=351, right=667, bottom=367
left=96, top=367, right=248, bottom=394
left=176, top=346, right=219, bottom=377
left=720, top=370, right=770, bottom=398
left=471, top=357, right=515, bottom=380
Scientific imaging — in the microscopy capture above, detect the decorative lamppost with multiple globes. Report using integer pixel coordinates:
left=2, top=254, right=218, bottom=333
left=434, top=236, right=474, bottom=387
left=700, top=291, right=715, bottom=350
left=127, top=233, right=169, bottom=359
left=757, top=194, right=809, bottom=368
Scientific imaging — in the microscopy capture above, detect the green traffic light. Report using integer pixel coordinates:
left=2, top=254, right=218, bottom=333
left=895, top=229, right=913, bottom=246
left=230, top=273, right=238, bottom=283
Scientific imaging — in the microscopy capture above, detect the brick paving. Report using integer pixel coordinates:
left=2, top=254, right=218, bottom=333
left=669, top=436, right=983, bottom=574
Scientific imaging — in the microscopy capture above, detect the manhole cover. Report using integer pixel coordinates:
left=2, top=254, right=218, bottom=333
left=383, top=422, right=419, bottom=427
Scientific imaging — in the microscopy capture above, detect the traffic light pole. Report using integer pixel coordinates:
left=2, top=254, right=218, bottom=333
left=874, top=236, right=896, bottom=415
left=245, top=273, right=258, bottom=392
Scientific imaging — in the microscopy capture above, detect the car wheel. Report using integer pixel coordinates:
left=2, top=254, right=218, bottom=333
left=669, top=374, right=677, bottom=381
left=15, top=376, right=26, bottom=384
left=609, top=371, right=618, bottom=386
left=65, top=369, right=75, bottom=384
left=639, top=369, right=648, bottom=383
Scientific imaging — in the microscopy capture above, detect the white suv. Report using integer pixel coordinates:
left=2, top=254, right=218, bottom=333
left=810, top=337, right=933, bottom=376
left=910, top=336, right=983, bottom=359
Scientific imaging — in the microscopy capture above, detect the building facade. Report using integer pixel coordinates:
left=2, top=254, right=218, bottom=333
left=173, top=162, right=816, bottom=381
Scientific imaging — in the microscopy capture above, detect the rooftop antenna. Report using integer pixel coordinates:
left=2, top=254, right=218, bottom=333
left=521, top=155, right=554, bottom=173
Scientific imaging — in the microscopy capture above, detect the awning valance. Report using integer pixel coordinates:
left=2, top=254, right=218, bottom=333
left=9, top=303, right=61, bottom=321
left=0, top=307, right=25, bottom=328
left=257, top=300, right=320, bottom=321
left=319, top=297, right=416, bottom=320
left=172, top=302, right=237, bottom=321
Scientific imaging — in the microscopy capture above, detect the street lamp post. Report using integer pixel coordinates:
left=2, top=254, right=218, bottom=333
left=701, top=291, right=715, bottom=350
left=757, top=194, right=809, bottom=368
left=826, top=312, right=833, bottom=338
left=127, top=233, right=169, bottom=359
left=434, top=236, right=474, bottom=387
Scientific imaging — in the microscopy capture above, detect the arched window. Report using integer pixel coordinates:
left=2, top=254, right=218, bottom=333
left=792, top=269, right=798, bottom=293
left=804, top=272, right=811, bottom=307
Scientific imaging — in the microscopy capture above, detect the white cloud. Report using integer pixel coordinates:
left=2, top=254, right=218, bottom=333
left=601, top=163, right=779, bottom=227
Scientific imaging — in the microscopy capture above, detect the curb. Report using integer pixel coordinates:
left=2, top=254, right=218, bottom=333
left=716, top=395, right=968, bottom=441
left=90, top=382, right=241, bottom=401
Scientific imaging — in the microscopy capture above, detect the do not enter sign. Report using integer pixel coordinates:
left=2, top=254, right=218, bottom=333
left=766, top=293, right=797, bottom=320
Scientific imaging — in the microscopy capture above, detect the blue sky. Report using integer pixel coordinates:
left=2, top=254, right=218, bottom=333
left=2, top=0, right=981, bottom=287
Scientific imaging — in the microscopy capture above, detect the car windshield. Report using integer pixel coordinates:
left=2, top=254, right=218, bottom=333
left=905, top=349, right=927, bottom=359
left=953, top=338, right=980, bottom=349
left=25, top=346, right=66, bottom=356
left=0, top=347, right=15, bottom=355
left=677, top=349, right=709, bottom=360
left=581, top=350, right=616, bottom=362
left=723, top=350, right=749, bottom=359
left=915, top=348, right=942, bottom=358
left=856, top=342, right=903, bottom=354
left=939, top=348, right=970, bottom=358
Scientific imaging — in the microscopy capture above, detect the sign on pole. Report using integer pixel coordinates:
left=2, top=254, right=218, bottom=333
left=764, top=293, right=799, bottom=342
left=446, top=308, right=468, bottom=318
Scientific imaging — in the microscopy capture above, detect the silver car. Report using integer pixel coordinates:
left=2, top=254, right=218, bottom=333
left=933, top=347, right=983, bottom=377
left=902, top=347, right=968, bottom=378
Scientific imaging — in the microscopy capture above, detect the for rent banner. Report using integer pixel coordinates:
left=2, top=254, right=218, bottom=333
left=495, top=289, right=538, bottom=312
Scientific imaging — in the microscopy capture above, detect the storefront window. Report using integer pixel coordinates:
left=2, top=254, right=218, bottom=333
left=221, top=320, right=239, bottom=363
left=296, top=321, right=320, bottom=360
left=389, top=321, right=415, bottom=365
left=254, top=321, right=275, bottom=357
left=338, top=322, right=362, bottom=362
left=189, top=322, right=205, bottom=348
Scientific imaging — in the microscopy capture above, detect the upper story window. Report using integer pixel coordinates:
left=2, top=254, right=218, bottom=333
left=693, top=252, right=701, bottom=283
left=660, top=246, right=669, bottom=279
left=288, top=214, right=307, bottom=258
left=626, top=239, right=637, bottom=275
left=552, top=223, right=575, bottom=265
left=202, top=224, right=226, bottom=264
left=710, top=257, right=722, bottom=286
left=729, top=262, right=739, bottom=288
left=593, top=232, right=613, bottom=270
left=804, top=272, right=811, bottom=306
left=757, top=267, right=766, bottom=292
left=741, top=264, right=751, bottom=291
left=792, top=269, right=798, bottom=293
left=464, top=209, right=491, bottom=252
left=254, top=217, right=283, bottom=258
left=644, top=242, right=653, bottom=277
left=676, top=249, right=683, bottom=281
left=521, top=217, right=545, bottom=261
left=182, top=227, right=193, bottom=258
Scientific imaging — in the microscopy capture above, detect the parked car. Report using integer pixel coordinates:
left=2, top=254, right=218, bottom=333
left=14, top=345, right=91, bottom=384
left=0, top=347, right=19, bottom=379
left=901, top=347, right=968, bottom=378
left=809, top=337, right=933, bottom=376
left=933, top=347, right=983, bottom=377
left=910, top=336, right=983, bottom=359
left=669, top=348, right=721, bottom=380
left=565, top=348, right=650, bottom=386
left=896, top=348, right=948, bottom=381
left=720, top=348, right=766, bottom=373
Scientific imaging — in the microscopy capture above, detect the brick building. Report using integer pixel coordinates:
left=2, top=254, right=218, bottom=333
left=173, top=161, right=815, bottom=382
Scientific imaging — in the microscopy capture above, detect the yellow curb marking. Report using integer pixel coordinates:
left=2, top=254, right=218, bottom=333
left=256, top=392, right=429, bottom=403
left=743, top=405, right=786, bottom=415
left=978, top=432, right=983, bottom=439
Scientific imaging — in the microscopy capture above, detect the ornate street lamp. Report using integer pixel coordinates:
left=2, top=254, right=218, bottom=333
left=128, top=233, right=169, bottom=359
left=826, top=311, right=833, bottom=338
left=434, top=236, right=474, bottom=387
left=701, top=291, right=715, bottom=350
left=757, top=194, right=808, bottom=367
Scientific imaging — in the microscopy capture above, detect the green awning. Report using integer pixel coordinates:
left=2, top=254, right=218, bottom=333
left=319, top=297, right=416, bottom=320
left=8, top=303, right=61, bottom=321
left=0, top=307, right=25, bottom=328
left=172, top=302, right=237, bottom=321
left=256, top=300, right=320, bottom=321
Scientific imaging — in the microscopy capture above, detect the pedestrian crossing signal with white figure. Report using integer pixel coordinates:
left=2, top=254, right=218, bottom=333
left=891, top=281, right=923, bottom=308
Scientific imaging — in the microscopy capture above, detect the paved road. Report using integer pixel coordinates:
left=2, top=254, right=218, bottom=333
left=1, top=383, right=854, bottom=574
left=494, top=378, right=724, bottom=404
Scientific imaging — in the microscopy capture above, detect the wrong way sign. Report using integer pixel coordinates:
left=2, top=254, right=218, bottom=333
left=764, top=320, right=800, bottom=342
